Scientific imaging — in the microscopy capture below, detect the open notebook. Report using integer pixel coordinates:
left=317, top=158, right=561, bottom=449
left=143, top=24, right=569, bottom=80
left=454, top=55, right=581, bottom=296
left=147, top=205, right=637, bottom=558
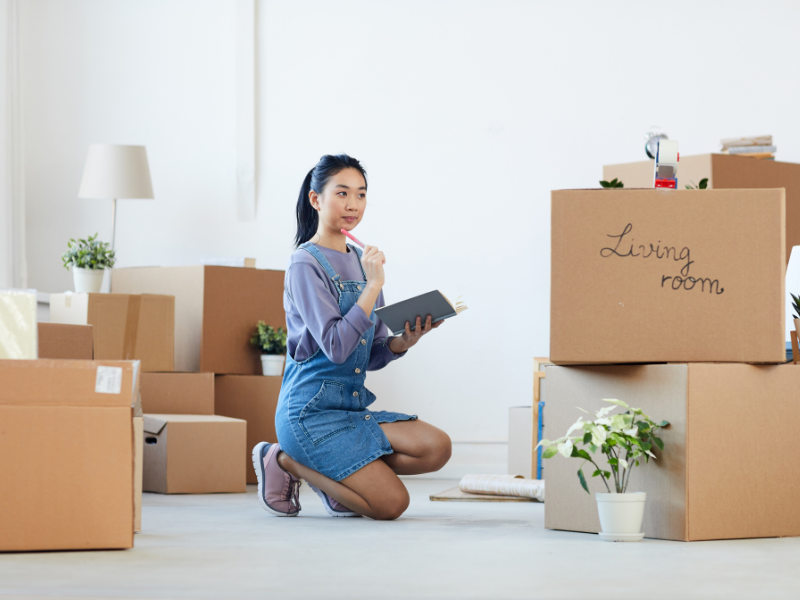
left=375, top=291, right=467, bottom=333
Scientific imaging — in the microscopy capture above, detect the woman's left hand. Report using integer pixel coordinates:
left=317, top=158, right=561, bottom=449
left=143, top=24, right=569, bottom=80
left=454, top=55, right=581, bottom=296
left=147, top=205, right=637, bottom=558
left=389, top=315, right=443, bottom=354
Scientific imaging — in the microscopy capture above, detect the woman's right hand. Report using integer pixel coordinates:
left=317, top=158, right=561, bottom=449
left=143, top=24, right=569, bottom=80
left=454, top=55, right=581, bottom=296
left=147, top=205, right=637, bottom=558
left=361, top=245, right=386, bottom=289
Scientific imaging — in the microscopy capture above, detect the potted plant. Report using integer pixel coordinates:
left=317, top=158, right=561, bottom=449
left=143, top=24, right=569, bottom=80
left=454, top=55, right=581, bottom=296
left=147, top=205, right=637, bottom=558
left=538, top=399, right=669, bottom=542
left=599, top=178, right=624, bottom=188
left=791, top=293, right=800, bottom=334
left=61, top=233, right=116, bottom=293
left=250, top=321, right=287, bottom=376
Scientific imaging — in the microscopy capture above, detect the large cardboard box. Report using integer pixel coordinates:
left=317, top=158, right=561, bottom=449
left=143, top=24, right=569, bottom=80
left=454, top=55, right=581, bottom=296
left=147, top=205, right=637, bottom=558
left=38, top=322, right=93, bottom=359
left=0, top=359, right=139, bottom=551
left=142, top=414, right=247, bottom=494
left=545, top=363, right=800, bottom=541
left=111, top=266, right=285, bottom=374
left=50, top=293, right=174, bottom=372
left=140, top=372, right=215, bottom=415
left=551, top=188, right=785, bottom=365
left=215, top=375, right=280, bottom=484
left=604, top=154, right=800, bottom=268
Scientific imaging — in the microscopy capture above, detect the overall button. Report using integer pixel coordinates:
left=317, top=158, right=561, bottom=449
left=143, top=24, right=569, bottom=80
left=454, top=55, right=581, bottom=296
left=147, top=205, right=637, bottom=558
left=352, top=391, right=358, bottom=397
left=355, top=368, right=361, bottom=374
left=365, top=415, right=371, bottom=420
left=361, top=339, right=367, bottom=345
left=357, top=285, right=362, bottom=290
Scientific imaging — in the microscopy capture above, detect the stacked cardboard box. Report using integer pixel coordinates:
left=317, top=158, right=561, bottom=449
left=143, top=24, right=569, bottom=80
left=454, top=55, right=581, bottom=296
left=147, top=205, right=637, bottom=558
left=111, top=265, right=285, bottom=490
left=545, top=187, right=799, bottom=541
left=0, top=359, right=140, bottom=551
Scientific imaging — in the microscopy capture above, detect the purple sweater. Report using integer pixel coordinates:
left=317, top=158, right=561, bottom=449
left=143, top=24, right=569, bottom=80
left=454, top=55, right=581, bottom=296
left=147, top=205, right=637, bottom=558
left=284, top=243, right=405, bottom=369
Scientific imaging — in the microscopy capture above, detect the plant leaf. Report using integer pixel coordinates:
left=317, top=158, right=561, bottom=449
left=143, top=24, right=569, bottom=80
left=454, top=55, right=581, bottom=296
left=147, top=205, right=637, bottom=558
left=577, top=469, right=589, bottom=494
left=542, top=447, right=558, bottom=459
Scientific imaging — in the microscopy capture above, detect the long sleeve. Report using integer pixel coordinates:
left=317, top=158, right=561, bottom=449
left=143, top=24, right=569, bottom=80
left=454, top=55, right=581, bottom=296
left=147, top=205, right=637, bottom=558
left=368, top=290, right=407, bottom=371
left=286, top=263, right=374, bottom=364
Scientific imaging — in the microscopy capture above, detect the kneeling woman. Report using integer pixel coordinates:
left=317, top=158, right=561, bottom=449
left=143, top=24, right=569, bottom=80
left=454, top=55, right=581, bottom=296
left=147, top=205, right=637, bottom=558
left=253, top=154, right=451, bottom=520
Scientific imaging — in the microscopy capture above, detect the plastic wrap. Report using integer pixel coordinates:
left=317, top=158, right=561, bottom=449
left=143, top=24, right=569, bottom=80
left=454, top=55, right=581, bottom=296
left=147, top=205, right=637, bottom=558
left=0, top=289, right=38, bottom=359
left=459, top=474, right=545, bottom=502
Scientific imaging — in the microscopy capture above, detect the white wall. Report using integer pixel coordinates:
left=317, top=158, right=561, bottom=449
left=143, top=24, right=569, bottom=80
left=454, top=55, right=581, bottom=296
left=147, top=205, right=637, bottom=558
left=20, top=1, right=800, bottom=452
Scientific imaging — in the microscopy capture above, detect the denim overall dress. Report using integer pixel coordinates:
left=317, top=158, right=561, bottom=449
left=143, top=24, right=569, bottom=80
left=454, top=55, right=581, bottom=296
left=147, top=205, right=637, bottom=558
left=275, top=242, right=417, bottom=482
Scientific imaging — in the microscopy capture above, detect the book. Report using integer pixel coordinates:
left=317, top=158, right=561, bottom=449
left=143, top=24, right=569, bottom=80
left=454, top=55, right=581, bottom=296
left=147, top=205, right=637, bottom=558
left=726, top=145, right=777, bottom=154
left=720, top=135, right=772, bottom=150
left=375, top=290, right=467, bottom=333
left=201, top=257, right=256, bottom=268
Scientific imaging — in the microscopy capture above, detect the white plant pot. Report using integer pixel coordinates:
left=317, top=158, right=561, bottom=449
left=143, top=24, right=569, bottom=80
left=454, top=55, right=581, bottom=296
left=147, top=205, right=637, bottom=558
left=261, top=354, right=285, bottom=376
left=72, top=267, right=105, bottom=293
left=595, top=492, right=646, bottom=542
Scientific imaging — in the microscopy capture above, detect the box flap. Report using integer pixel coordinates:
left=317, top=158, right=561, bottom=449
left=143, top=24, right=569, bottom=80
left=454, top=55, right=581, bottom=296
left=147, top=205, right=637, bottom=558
left=0, top=359, right=136, bottom=407
left=143, top=415, right=168, bottom=434
left=143, top=413, right=247, bottom=424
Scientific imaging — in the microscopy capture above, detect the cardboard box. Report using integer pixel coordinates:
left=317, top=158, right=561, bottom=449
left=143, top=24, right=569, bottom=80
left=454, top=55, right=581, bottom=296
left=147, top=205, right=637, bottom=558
left=508, top=406, right=533, bottom=478
left=551, top=188, right=785, bottom=365
left=142, top=414, right=247, bottom=494
left=545, top=363, right=800, bottom=541
left=50, top=293, right=175, bottom=372
left=0, top=359, right=139, bottom=551
left=214, top=375, right=280, bottom=484
left=604, top=154, right=800, bottom=268
left=133, top=416, right=143, bottom=533
left=111, top=266, right=285, bottom=374
left=37, top=323, right=94, bottom=360
left=140, top=372, right=215, bottom=415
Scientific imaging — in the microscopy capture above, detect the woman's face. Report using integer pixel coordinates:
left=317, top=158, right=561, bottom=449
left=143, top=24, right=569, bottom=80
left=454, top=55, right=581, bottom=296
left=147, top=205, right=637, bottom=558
left=310, top=168, right=367, bottom=233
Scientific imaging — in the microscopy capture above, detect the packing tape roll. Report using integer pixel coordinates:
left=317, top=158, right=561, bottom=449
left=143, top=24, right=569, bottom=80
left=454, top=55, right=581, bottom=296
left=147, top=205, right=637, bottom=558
left=458, top=474, right=545, bottom=502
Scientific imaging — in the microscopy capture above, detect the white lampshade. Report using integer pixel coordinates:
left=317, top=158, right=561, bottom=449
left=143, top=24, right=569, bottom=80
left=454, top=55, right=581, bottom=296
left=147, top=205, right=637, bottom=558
left=78, top=144, right=154, bottom=199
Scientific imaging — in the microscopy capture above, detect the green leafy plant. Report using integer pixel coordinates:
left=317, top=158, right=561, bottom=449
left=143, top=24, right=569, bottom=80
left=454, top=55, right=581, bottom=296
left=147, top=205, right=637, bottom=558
left=599, top=178, right=624, bottom=189
left=61, top=233, right=116, bottom=271
left=685, top=178, right=709, bottom=190
left=250, top=321, right=287, bottom=355
left=791, top=293, right=800, bottom=320
left=538, top=399, right=669, bottom=494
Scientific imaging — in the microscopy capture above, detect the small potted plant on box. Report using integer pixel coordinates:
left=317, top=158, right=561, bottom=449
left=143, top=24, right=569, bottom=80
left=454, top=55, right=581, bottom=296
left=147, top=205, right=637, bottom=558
left=61, top=233, right=116, bottom=293
left=250, top=321, right=287, bottom=376
left=538, top=399, right=669, bottom=542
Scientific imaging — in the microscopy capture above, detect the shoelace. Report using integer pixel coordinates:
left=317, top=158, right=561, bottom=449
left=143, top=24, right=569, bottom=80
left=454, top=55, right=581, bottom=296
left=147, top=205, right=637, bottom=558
left=282, top=476, right=302, bottom=511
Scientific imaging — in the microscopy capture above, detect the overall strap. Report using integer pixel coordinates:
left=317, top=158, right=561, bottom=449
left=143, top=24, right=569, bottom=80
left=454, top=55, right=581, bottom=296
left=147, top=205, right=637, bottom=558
left=299, top=242, right=341, bottom=287
left=352, top=245, right=367, bottom=280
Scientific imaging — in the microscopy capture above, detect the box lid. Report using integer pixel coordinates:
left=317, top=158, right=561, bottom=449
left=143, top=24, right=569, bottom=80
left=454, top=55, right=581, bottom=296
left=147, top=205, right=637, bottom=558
left=143, top=413, right=246, bottom=434
left=0, top=359, right=140, bottom=407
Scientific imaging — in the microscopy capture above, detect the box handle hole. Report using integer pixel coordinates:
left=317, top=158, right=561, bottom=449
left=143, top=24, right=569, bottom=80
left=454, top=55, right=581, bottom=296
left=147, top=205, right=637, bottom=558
left=145, top=437, right=158, bottom=445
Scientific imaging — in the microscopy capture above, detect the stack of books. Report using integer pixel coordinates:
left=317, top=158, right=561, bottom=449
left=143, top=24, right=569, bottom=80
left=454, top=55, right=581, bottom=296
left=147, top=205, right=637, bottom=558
left=720, top=135, right=776, bottom=159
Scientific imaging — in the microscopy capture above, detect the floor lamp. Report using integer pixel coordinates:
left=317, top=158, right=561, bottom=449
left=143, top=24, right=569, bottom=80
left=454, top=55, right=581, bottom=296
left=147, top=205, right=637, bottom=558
left=78, top=144, right=154, bottom=251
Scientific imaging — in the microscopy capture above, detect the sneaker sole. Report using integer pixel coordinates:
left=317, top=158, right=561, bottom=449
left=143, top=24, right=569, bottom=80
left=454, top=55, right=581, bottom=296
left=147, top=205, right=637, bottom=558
left=308, top=483, right=360, bottom=517
left=251, top=442, right=299, bottom=517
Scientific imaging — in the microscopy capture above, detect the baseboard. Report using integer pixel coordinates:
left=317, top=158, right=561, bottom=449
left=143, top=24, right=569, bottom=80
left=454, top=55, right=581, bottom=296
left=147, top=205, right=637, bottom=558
left=401, top=441, right=508, bottom=480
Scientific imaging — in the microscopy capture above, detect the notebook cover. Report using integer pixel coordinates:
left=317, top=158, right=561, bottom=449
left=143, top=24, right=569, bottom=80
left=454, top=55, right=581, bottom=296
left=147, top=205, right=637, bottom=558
left=375, top=290, right=456, bottom=333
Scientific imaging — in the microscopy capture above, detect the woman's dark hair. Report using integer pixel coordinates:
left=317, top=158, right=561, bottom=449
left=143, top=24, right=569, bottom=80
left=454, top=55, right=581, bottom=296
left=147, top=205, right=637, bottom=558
left=295, top=154, right=368, bottom=247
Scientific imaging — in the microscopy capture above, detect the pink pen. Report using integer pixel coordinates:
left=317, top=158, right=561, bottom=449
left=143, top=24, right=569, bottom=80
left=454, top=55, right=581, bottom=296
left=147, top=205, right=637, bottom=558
left=340, top=228, right=365, bottom=248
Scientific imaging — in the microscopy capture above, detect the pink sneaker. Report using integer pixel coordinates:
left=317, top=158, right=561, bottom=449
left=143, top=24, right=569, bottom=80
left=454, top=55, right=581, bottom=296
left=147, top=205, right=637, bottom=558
left=308, top=483, right=360, bottom=517
left=252, top=442, right=301, bottom=517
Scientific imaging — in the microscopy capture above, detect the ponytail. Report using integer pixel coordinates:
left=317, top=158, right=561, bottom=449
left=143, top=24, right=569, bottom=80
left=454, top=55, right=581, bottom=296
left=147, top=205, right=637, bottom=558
left=294, top=154, right=368, bottom=248
left=294, top=168, right=318, bottom=247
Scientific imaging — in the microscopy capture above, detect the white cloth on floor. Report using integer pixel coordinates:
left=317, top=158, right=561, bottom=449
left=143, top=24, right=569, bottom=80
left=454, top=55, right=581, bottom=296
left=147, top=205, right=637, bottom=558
left=458, top=474, right=545, bottom=502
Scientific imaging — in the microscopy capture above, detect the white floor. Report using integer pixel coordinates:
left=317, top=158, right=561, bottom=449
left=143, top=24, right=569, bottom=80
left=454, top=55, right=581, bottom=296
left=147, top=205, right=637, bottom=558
left=2, top=479, right=799, bottom=600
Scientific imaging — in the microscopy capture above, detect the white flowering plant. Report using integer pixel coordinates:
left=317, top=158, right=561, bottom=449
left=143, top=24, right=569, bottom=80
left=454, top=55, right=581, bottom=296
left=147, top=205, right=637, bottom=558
left=537, top=399, right=669, bottom=494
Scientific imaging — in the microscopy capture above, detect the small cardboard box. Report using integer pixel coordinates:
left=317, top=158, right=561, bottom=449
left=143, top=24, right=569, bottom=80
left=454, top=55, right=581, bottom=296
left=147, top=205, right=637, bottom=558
left=545, top=363, right=800, bottom=541
left=140, top=372, right=215, bottom=415
left=0, top=359, right=139, bottom=551
left=38, top=323, right=94, bottom=359
left=551, top=188, right=785, bottom=365
left=142, top=414, right=247, bottom=494
left=133, top=416, right=143, bottom=533
left=111, top=266, right=285, bottom=374
left=50, top=293, right=175, bottom=372
left=215, top=375, right=280, bottom=484
left=604, top=154, right=800, bottom=268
